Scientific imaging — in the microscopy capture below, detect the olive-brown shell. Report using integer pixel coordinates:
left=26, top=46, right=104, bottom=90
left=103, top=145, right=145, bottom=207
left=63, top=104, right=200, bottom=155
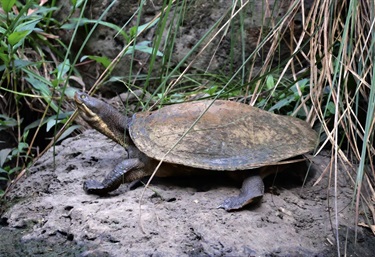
left=129, top=100, right=317, bottom=170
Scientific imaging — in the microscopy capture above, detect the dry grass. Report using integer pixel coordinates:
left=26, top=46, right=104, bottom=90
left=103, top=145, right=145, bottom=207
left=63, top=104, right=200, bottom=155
left=252, top=0, right=375, bottom=248
left=308, top=0, right=375, bottom=240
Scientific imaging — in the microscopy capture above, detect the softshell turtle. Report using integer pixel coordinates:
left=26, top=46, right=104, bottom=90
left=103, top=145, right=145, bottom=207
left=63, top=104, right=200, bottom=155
left=74, top=91, right=317, bottom=211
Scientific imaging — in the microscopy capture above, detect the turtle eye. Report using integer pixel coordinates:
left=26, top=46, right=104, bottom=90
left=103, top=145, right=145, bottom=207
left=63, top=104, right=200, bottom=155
left=80, top=94, right=86, bottom=100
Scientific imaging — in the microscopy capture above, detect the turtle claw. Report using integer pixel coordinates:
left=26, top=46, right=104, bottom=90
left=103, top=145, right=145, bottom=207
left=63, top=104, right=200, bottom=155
left=218, top=195, right=262, bottom=211
left=218, top=197, right=239, bottom=211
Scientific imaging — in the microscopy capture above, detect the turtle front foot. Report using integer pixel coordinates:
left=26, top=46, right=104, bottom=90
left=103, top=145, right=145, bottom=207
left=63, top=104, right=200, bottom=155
left=83, top=180, right=110, bottom=195
left=218, top=175, right=264, bottom=211
left=218, top=195, right=262, bottom=211
left=82, top=159, right=144, bottom=195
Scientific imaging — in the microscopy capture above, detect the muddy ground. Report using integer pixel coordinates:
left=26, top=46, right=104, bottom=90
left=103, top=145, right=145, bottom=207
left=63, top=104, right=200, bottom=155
left=1, top=130, right=374, bottom=257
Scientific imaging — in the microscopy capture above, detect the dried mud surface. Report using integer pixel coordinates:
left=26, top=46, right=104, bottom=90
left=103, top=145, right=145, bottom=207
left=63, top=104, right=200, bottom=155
left=1, top=130, right=374, bottom=257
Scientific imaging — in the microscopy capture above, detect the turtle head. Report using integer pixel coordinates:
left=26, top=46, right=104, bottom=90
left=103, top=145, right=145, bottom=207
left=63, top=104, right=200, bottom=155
left=74, top=91, right=130, bottom=147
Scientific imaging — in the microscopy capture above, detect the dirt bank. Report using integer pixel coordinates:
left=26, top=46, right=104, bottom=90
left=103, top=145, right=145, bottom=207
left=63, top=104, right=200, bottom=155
left=1, top=130, right=374, bottom=256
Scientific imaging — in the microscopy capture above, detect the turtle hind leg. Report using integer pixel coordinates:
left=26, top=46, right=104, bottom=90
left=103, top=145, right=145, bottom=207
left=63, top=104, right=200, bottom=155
left=218, top=175, right=264, bottom=211
left=84, top=158, right=145, bottom=195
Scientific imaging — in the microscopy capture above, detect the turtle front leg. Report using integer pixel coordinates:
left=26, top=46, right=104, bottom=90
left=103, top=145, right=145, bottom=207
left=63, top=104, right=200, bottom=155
left=218, top=175, right=264, bottom=211
left=83, top=158, right=145, bottom=195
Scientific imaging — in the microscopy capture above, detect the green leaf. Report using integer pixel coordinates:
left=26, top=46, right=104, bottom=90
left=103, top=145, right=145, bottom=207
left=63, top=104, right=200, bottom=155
left=81, top=55, right=111, bottom=68
left=8, top=30, right=30, bottom=46
left=23, top=112, right=72, bottom=133
left=22, top=129, right=29, bottom=142
left=1, top=0, right=17, bottom=13
left=269, top=95, right=295, bottom=112
left=8, top=166, right=21, bottom=175
left=71, top=0, right=84, bottom=8
left=326, top=102, right=336, bottom=115
left=204, top=85, right=219, bottom=96
left=25, top=76, right=51, bottom=97
left=13, top=59, right=33, bottom=69
left=61, top=18, right=128, bottom=40
left=46, top=118, right=61, bottom=132
left=7, top=19, right=41, bottom=49
left=15, top=18, right=41, bottom=32
left=0, top=114, right=18, bottom=129
left=296, top=79, right=308, bottom=91
left=0, top=148, right=12, bottom=167
left=64, top=87, right=79, bottom=99
left=56, top=125, right=80, bottom=142
left=46, top=112, right=72, bottom=132
left=136, top=18, right=160, bottom=35
left=22, top=70, right=59, bottom=111
left=12, top=142, right=29, bottom=155
left=56, top=59, right=71, bottom=80
left=125, top=41, right=163, bottom=56
left=266, top=75, right=275, bottom=90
